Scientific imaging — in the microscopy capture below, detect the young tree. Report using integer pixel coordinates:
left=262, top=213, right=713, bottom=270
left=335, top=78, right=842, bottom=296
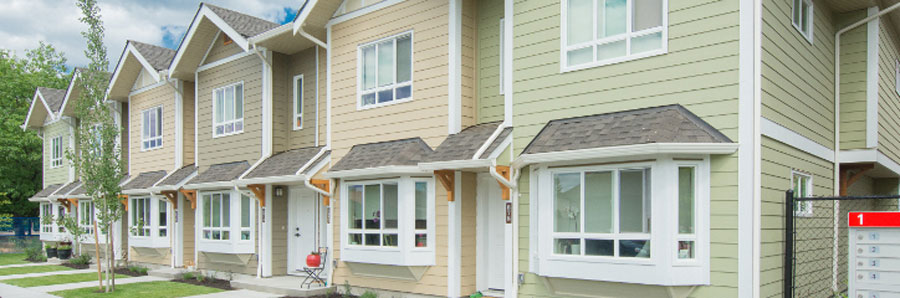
left=69, top=0, right=125, bottom=292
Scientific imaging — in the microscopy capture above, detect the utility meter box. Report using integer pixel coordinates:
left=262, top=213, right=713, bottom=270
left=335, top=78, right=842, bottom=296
left=849, top=212, right=900, bottom=298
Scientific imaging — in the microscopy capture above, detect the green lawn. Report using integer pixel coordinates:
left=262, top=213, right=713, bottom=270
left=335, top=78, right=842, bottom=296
left=1, top=272, right=130, bottom=287
left=50, top=281, right=224, bottom=298
left=0, top=265, right=71, bottom=276
left=0, top=253, right=28, bottom=266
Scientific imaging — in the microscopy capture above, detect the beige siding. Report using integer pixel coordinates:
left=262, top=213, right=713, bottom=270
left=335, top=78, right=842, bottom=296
left=183, top=81, right=196, bottom=166
left=43, top=120, right=71, bottom=187
left=133, top=69, right=158, bottom=91
left=476, top=0, right=504, bottom=123
left=121, top=103, right=129, bottom=174
left=129, top=84, right=177, bottom=175
left=204, top=33, right=243, bottom=65
left=460, top=173, right=476, bottom=295
left=761, top=0, right=835, bottom=149
left=271, top=193, right=288, bottom=275
left=182, top=195, right=195, bottom=267
left=129, top=247, right=170, bottom=266
left=196, top=55, right=263, bottom=171
left=330, top=0, right=450, bottom=164
left=273, top=47, right=322, bottom=153
left=461, top=0, right=476, bottom=128
left=878, top=16, right=900, bottom=164
left=838, top=11, right=868, bottom=150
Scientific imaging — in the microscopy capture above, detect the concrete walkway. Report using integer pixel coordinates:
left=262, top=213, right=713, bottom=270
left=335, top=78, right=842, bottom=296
left=31, top=275, right=166, bottom=293
left=0, top=268, right=93, bottom=280
left=0, top=282, right=60, bottom=298
left=0, top=259, right=62, bottom=269
left=182, top=289, right=282, bottom=298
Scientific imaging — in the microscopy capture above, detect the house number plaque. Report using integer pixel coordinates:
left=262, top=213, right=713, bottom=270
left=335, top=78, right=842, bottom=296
left=848, top=212, right=900, bottom=297
left=505, top=202, right=512, bottom=224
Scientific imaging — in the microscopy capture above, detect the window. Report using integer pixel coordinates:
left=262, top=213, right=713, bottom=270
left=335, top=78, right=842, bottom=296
left=213, top=82, right=244, bottom=137
left=79, top=201, right=94, bottom=235
left=414, top=181, right=428, bottom=247
left=499, top=18, right=506, bottom=95
left=50, top=136, right=63, bottom=168
left=141, top=106, right=163, bottom=150
left=41, top=203, right=53, bottom=233
left=792, top=0, right=813, bottom=42
left=562, top=0, right=666, bottom=70
left=57, top=206, right=66, bottom=233
left=792, top=171, right=813, bottom=216
left=158, top=200, right=167, bottom=237
left=677, top=166, right=696, bottom=260
left=348, top=182, right=399, bottom=247
left=201, top=192, right=253, bottom=241
left=293, top=74, right=304, bottom=130
left=131, top=197, right=151, bottom=237
left=358, top=32, right=412, bottom=108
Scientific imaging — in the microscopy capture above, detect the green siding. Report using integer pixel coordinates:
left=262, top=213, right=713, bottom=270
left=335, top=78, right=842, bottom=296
left=511, top=1, right=740, bottom=296
left=761, top=0, right=835, bottom=149
left=877, top=17, right=900, bottom=164
left=838, top=11, right=868, bottom=150
left=476, top=0, right=504, bottom=123
left=42, top=120, right=71, bottom=188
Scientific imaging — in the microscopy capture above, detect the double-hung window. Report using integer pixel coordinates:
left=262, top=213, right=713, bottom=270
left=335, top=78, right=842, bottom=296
left=198, top=191, right=254, bottom=253
left=791, top=0, right=813, bottom=42
left=202, top=192, right=230, bottom=241
left=348, top=182, right=399, bottom=247
left=358, top=32, right=413, bottom=108
left=563, top=0, right=667, bottom=69
left=213, top=82, right=244, bottom=137
left=141, top=106, right=163, bottom=150
left=79, top=201, right=94, bottom=235
left=130, top=197, right=151, bottom=237
left=792, top=171, right=813, bottom=216
left=50, top=136, right=63, bottom=168
left=293, top=74, right=304, bottom=130
left=41, top=203, right=52, bottom=233
left=158, top=200, right=168, bottom=237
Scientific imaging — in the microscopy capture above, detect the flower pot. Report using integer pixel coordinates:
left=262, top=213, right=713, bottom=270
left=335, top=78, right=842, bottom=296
left=57, top=249, right=72, bottom=260
left=46, top=248, right=57, bottom=258
left=306, top=254, right=321, bottom=267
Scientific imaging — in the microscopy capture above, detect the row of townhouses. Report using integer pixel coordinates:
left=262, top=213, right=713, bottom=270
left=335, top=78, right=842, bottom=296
left=21, top=0, right=900, bottom=297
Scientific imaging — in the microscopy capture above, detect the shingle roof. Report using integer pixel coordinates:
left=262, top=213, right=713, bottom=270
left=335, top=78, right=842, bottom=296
left=32, top=184, right=64, bottom=199
left=330, top=138, right=433, bottom=172
left=157, top=164, right=197, bottom=187
left=187, top=161, right=250, bottom=185
left=129, top=40, right=176, bottom=71
left=38, top=87, right=66, bottom=113
left=480, top=127, right=512, bottom=159
left=427, top=121, right=509, bottom=162
left=522, top=104, right=733, bottom=155
left=71, top=175, right=130, bottom=196
left=302, top=150, right=331, bottom=176
left=244, top=147, right=324, bottom=179
left=205, top=3, right=280, bottom=38
left=122, top=170, right=167, bottom=191
left=55, top=181, right=82, bottom=197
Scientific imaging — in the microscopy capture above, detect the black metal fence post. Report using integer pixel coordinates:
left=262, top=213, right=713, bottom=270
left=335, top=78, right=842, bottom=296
left=784, top=189, right=794, bottom=298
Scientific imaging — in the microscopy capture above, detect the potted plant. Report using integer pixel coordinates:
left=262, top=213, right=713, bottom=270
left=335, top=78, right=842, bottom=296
left=45, top=244, right=57, bottom=258
left=57, top=244, right=72, bottom=260
left=306, top=251, right=321, bottom=267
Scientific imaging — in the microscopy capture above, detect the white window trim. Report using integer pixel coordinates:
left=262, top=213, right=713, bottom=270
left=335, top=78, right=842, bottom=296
left=196, top=190, right=255, bottom=254
left=356, top=30, right=415, bottom=110
left=293, top=74, right=304, bottom=130
left=340, top=176, right=436, bottom=266
left=211, top=81, right=245, bottom=138
left=532, top=156, right=710, bottom=286
left=78, top=200, right=94, bottom=237
left=791, top=171, right=814, bottom=217
left=140, top=105, right=164, bottom=152
left=50, top=136, right=63, bottom=168
left=128, top=196, right=170, bottom=248
left=499, top=18, right=506, bottom=95
left=791, top=0, right=814, bottom=44
left=40, top=203, right=54, bottom=240
left=560, top=0, right=669, bottom=73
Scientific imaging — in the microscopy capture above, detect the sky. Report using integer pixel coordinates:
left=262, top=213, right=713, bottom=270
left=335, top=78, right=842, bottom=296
left=0, top=0, right=299, bottom=70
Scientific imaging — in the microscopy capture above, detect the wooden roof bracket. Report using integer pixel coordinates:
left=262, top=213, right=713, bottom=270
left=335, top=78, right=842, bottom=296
left=839, top=163, right=875, bottom=196
left=435, top=170, right=455, bottom=202
left=310, top=179, right=331, bottom=206
left=247, top=184, right=266, bottom=208
left=58, top=198, right=72, bottom=212
left=179, top=189, right=197, bottom=209
left=118, top=194, right=129, bottom=211
left=495, top=165, right=511, bottom=200
left=161, top=191, right=178, bottom=209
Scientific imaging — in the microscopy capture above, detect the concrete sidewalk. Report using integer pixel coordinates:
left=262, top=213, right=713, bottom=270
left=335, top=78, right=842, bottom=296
left=0, top=259, right=62, bottom=269
left=31, top=275, right=166, bottom=293
left=0, top=268, right=93, bottom=281
left=182, top=289, right=282, bottom=298
left=0, top=282, right=60, bottom=298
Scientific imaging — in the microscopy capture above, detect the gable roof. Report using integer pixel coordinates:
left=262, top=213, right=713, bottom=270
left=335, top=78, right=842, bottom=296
left=156, top=164, right=198, bottom=188
left=107, top=40, right=174, bottom=101
left=58, top=68, right=110, bottom=117
left=39, top=87, right=67, bottom=113
left=205, top=4, right=279, bottom=38
left=427, top=122, right=512, bottom=162
left=522, top=104, right=733, bottom=155
left=23, top=87, right=66, bottom=130
left=330, top=138, right=434, bottom=172
left=30, top=184, right=64, bottom=201
left=244, top=146, right=325, bottom=179
left=130, top=41, right=176, bottom=71
left=122, top=170, right=168, bottom=191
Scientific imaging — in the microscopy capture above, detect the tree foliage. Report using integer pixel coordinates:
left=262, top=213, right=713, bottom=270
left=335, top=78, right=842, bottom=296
left=0, top=42, right=70, bottom=217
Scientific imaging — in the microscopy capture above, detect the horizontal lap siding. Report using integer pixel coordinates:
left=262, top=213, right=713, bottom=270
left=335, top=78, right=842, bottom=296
left=477, top=0, right=504, bottom=123
left=271, top=47, right=321, bottom=152
left=759, top=137, right=834, bottom=298
left=130, top=247, right=170, bottom=266
left=761, top=0, right=835, bottom=149
left=878, top=17, right=900, bottom=164
left=205, top=34, right=242, bottom=64
left=183, top=81, right=196, bottom=166
left=129, top=84, right=177, bottom=175
left=462, top=0, right=476, bottom=128
left=43, top=121, right=71, bottom=187
left=196, top=55, right=263, bottom=171
left=271, top=194, right=288, bottom=275
left=183, top=194, right=195, bottom=266
left=838, top=11, right=868, bottom=150
left=511, top=0, right=740, bottom=297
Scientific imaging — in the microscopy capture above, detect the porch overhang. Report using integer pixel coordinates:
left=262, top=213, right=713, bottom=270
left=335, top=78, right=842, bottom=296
left=513, top=143, right=739, bottom=168
left=324, top=166, right=427, bottom=180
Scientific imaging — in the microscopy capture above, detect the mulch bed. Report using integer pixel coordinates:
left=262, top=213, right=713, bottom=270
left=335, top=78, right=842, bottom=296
left=172, top=277, right=234, bottom=291
left=283, top=294, right=356, bottom=298
left=61, top=262, right=89, bottom=269
left=114, top=267, right=148, bottom=277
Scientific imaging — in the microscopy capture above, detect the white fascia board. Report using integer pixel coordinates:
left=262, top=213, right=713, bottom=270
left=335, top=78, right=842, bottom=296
left=326, top=0, right=406, bottom=27
left=292, top=0, right=314, bottom=34
left=196, top=51, right=255, bottom=73
left=23, top=92, right=53, bottom=130
left=761, top=117, right=835, bottom=162
left=58, top=71, right=81, bottom=119
left=122, top=189, right=153, bottom=196
left=324, top=166, right=427, bottom=179
left=234, top=174, right=310, bottom=187
left=250, top=24, right=291, bottom=44
left=513, top=143, right=739, bottom=168
left=866, top=6, right=880, bottom=148
left=169, top=4, right=250, bottom=76
left=840, top=149, right=900, bottom=177
left=485, top=134, right=513, bottom=160
left=418, top=159, right=492, bottom=171
left=302, top=152, right=330, bottom=177
left=296, top=148, right=330, bottom=176
left=148, top=171, right=199, bottom=193
left=182, top=181, right=235, bottom=191
left=111, top=44, right=161, bottom=90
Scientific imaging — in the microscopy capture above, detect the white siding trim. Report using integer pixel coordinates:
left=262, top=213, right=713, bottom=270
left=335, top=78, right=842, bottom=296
left=447, top=171, right=462, bottom=298
left=175, top=80, right=184, bottom=168
left=761, top=117, right=835, bottom=162
left=197, top=51, right=256, bottom=73
left=840, top=149, right=900, bottom=177
left=866, top=6, right=880, bottom=148
left=448, top=0, right=462, bottom=134
left=326, top=0, right=406, bottom=27
left=748, top=0, right=763, bottom=296
left=326, top=27, right=333, bottom=148
left=262, top=50, right=273, bottom=157
left=129, top=80, right=170, bottom=97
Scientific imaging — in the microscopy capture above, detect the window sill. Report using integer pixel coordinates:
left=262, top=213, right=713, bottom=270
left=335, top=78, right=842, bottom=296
left=197, top=240, right=254, bottom=254
left=212, top=130, right=245, bottom=139
left=341, top=246, right=433, bottom=267
left=356, top=97, right=413, bottom=111
left=139, top=146, right=164, bottom=153
left=560, top=49, right=667, bottom=74
left=536, top=257, right=708, bottom=286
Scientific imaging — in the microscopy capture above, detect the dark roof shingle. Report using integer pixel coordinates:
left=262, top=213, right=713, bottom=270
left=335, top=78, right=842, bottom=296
left=330, top=138, right=433, bottom=172
left=205, top=4, right=280, bottom=38
left=157, top=164, right=197, bottom=187
left=122, top=170, right=167, bottom=191
left=523, top=104, right=733, bottom=155
left=38, top=87, right=66, bottom=113
left=129, top=41, right=176, bottom=71
left=32, top=184, right=64, bottom=199
left=245, top=147, right=324, bottom=179
left=428, top=121, right=506, bottom=162
left=187, top=161, right=250, bottom=185
left=55, top=181, right=82, bottom=196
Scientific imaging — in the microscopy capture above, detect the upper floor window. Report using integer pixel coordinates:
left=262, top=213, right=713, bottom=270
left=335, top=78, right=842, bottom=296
left=358, top=32, right=413, bottom=109
left=293, top=74, right=304, bottom=130
left=792, top=0, right=813, bottom=43
left=563, top=0, right=667, bottom=70
left=213, top=82, right=244, bottom=137
left=51, top=136, right=63, bottom=168
left=141, top=106, right=163, bottom=150
left=792, top=171, right=813, bottom=216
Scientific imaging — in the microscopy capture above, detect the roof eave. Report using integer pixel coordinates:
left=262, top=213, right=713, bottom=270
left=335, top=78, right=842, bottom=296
left=234, top=174, right=311, bottom=187
left=513, top=142, right=739, bottom=168
left=418, top=159, right=492, bottom=171
left=325, top=166, right=428, bottom=179
left=168, top=4, right=252, bottom=80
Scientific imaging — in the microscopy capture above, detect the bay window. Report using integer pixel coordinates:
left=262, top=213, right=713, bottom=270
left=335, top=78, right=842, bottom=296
left=198, top=191, right=254, bottom=253
left=341, top=177, right=434, bottom=266
left=41, top=203, right=53, bottom=233
left=212, top=82, right=244, bottom=137
left=141, top=106, right=163, bottom=150
left=57, top=206, right=66, bottom=233
left=562, top=0, right=667, bottom=70
left=533, top=157, right=709, bottom=285
left=79, top=201, right=95, bottom=235
left=131, top=197, right=151, bottom=237
left=129, top=196, right=169, bottom=248
left=358, top=31, right=413, bottom=108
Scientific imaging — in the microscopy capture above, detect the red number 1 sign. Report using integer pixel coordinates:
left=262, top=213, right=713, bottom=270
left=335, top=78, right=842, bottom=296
left=848, top=212, right=900, bottom=227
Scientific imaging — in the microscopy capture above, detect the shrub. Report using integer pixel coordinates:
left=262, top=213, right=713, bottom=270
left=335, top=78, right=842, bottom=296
left=58, top=245, right=72, bottom=250
left=361, top=291, right=378, bottom=298
left=68, top=255, right=91, bottom=266
left=25, top=246, right=45, bottom=262
left=127, top=265, right=148, bottom=275
left=180, top=271, right=196, bottom=280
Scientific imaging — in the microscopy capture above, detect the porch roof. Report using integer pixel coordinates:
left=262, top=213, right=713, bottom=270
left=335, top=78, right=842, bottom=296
left=244, top=146, right=325, bottom=179
left=122, top=170, right=168, bottom=191
left=186, top=161, right=250, bottom=185
left=427, top=121, right=511, bottom=162
left=330, top=138, right=433, bottom=173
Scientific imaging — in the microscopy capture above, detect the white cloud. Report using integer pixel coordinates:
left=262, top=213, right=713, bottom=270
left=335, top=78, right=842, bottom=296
left=0, top=0, right=297, bottom=70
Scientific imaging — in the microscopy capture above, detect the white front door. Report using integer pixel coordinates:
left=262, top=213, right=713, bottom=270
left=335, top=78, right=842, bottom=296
left=287, top=187, right=321, bottom=274
left=477, top=174, right=507, bottom=292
